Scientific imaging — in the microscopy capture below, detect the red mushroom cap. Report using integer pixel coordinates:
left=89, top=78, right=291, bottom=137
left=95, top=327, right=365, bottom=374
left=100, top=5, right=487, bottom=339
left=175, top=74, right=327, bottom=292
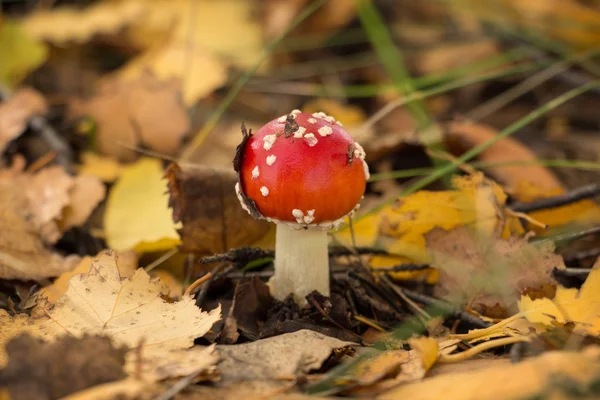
left=235, top=110, right=368, bottom=227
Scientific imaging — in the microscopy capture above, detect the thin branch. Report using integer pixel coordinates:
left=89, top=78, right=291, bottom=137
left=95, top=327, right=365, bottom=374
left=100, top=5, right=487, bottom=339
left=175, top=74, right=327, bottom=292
left=510, top=183, right=600, bottom=213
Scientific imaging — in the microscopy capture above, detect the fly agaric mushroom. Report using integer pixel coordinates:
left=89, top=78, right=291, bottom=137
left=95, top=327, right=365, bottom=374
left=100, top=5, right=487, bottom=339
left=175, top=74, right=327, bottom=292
left=233, top=110, right=369, bottom=304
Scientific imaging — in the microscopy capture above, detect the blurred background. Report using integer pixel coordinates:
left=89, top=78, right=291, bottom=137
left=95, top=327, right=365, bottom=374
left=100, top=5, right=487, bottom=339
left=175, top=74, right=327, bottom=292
left=2, top=0, right=600, bottom=280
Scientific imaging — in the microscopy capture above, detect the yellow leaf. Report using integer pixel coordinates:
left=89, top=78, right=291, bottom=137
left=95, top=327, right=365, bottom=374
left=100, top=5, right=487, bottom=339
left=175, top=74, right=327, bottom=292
left=379, top=346, right=600, bottom=400
left=126, top=0, right=263, bottom=69
left=119, top=38, right=226, bottom=106
left=20, top=1, right=144, bottom=45
left=0, top=250, right=221, bottom=377
left=0, top=20, right=48, bottom=87
left=77, top=152, right=123, bottom=183
left=408, top=336, right=439, bottom=371
left=518, top=260, right=600, bottom=336
left=334, top=173, right=522, bottom=281
left=104, top=158, right=180, bottom=252
left=121, top=0, right=264, bottom=105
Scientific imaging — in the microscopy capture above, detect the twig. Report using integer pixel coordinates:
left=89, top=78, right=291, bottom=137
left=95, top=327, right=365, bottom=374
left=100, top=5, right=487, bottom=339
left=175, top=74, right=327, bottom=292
left=353, top=315, right=387, bottom=332
left=347, top=271, right=406, bottom=316
left=373, top=263, right=430, bottom=273
left=510, top=183, right=600, bottom=213
left=554, top=267, right=592, bottom=278
left=401, top=288, right=491, bottom=329
left=307, top=293, right=363, bottom=342
left=144, top=248, right=179, bottom=272
left=563, top=247, right=600, bottom=266
left=197, top=247, right=274, bottom=265
left=183, top=272, right=212, bottom=297
left=505, top=208, right=548, bottom=230
left=195, top=264, right=233, bottom=308
left=381, top=275, right=431, bottom=320
left=327, top=246, right=389, bottom=257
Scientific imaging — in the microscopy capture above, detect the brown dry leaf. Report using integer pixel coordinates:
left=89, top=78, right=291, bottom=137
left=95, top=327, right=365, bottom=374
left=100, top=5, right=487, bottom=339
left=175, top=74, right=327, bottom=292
left=0, top=174, right=80, bottom=281
left=35, top=252, right=138, bottom=304
left=0, top=334, right=127, bottom=400
left=513, top=181, right=600, bottom=235
left=13, top=164, right=105, bottom=244
left=518, top=259, right=600, bottom=336
left=165, top=162, right=274, bottom=254
left=378, top=346, right=600, bottom=400
left=59, top=174, right=106, bottom=232
left=427, top=225, right=564, bottom=317
left=414, top=40, right=499, bottom=75
left=77, top=152, right=123, bottom=183
left=58, top=379, right=150, bottom=400
left=0, top=250, right=221, bottom=373
left=0, top=88, right=47, bottom=153
left=73, top=73, right=190, bottom=161
left=149, top=270, right=183, bottom=300
left=217, top=330, right=354, bottom=381
left=263, top=0, right=356, bottom=41
left=457, top=0, right=600, bottom=51
left=24, top=165, right=74, bottom=243
left=313, top=337, right=441, bottom=396
left=125, top=345, right=219, bottom=382
left=20, top=1, right=144, bottom=44
left=122, top=0, right=263, bottom=105
left=445, top=120, right=564, bottom=192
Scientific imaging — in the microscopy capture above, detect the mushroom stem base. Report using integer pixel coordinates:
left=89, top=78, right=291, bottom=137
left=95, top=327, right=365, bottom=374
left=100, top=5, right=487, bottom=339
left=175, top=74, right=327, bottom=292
left=269, top=224, right=329, bottom=305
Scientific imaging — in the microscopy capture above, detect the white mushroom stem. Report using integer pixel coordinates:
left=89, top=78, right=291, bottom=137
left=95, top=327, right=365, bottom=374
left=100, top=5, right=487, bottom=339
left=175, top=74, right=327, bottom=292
left=268, top=223, right=329, bottom=305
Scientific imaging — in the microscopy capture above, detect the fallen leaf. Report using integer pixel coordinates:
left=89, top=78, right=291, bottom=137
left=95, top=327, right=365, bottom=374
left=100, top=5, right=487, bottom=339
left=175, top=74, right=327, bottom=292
left=458, top=0, right=600, bottom=51
left=445, top=120, right=563, bottom=193
left=77, top=152, right=123, bottom=183
left=309, top=336, right=442, bottom=396
left=119, top=37, right=227, bottom=107
left=165, top=162, right=273, bottom=255
left=378, top=346, right=600, bottom=400
left=58, top=379, right=150, bottom=400
left=220, top=276, right=274, bottom=343
left=217, top=330, right=354, bottom=381
left=149, top=270, right=183, bottom=300
left=263, top=0, right=356, bottom=42
left=427, top=225, right=564, bottom=316
left=122, top=0, right=264, bottom=105
left=0, top=87, right=47, bottom=153
left=450, top=314, right=541, bottom=343
left=36, top=252, right=137, bottom=304
left=59, top=174, right=106, bottom=232
left=20, top=1, right=145, bottom=45
left=519, top=258, right=600, bottom=336
left=0, top=176, right=80, bottom=281
left=0, top=20, right=48, bottom=87
left=104, top=158, right=180, bottom=252
left=512, top=181, right=600, bottom=234
left=0, top=250, right=221, bottom=368
left=335, top=173, right=523, bottom=282
left=73, top=73, right=190, bottom=161
left=0, top=334, right=127, bottom=400
left=414, top=40, right=499, bottom=76
left=125, top=345, right=219, bottom=382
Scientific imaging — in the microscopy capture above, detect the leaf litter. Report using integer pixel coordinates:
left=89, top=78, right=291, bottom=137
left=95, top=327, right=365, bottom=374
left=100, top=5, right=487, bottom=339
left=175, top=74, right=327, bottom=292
left=3, top=0, right=600, bottom=398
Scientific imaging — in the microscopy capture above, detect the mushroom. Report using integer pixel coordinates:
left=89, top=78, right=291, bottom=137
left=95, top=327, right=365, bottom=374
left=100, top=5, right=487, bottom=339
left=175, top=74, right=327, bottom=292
left=233, top=110, right=369, bottom=304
